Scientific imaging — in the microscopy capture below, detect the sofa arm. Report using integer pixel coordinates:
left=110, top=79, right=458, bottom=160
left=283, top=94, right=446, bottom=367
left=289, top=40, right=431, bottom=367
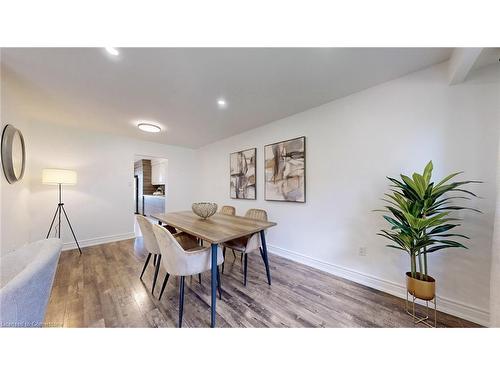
left=0, top=239, right=63, bottom=327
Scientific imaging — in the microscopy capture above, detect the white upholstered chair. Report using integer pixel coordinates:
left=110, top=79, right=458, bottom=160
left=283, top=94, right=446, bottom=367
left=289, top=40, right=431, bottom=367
left=0, top=238, right=63, bottom=327
left=152, top=224, right=224, bottom=327
left=136, top=215, right=163, bottom=294
left=221, top=208, right=271, bottom=286
left=137, top=215, right=201, bottom=295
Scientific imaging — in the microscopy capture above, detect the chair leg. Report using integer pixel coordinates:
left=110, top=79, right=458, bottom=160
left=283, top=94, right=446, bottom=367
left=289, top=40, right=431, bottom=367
left=217, top=266, right=222, bottom=300
left=243, top=253, right=248, bottom=286
left=140, top=253, right=151, bottom=279
left=222, top=247, right=226, bottom=274
left=240, top=252, right=244, bottom=263
left=178, top=276, right=185, bottom=328
left=153, top=254, right=157, bottom=266
left=158, top=273, right=170, bottom=300
left=152, top=254, right=161, bottom=294
left=198, top=273, right=202, bottom=284
left=232, top=249, right=237, bottom=259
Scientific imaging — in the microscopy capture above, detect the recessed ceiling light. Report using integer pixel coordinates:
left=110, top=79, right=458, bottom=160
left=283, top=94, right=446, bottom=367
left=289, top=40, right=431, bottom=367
left=138, top=123, right=161, bottom=133
left=105, top=47, right=119, bottom=56
left=217, top=98, right=227, bottom=108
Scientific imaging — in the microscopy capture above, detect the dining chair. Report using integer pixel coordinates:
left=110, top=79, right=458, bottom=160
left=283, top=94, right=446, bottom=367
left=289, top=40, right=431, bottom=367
left=219, top=205, right=237, bottom=269
left=137, top=215, right=200, bottom=293
left=221, top=209, right=271, bottom=286
left=220, top=205, right=236, bottom=216
left=152, top=224, right=224, bottom=327
left=136, top=215, right=163, bottom=294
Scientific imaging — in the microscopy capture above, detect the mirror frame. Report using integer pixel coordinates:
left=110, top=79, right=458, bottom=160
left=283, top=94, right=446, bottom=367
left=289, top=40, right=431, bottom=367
left=1, top=124, right=26, bottom=184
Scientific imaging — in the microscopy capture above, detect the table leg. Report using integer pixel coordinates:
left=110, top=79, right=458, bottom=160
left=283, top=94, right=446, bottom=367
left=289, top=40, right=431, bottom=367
left=211, top=243, right=217, bottom=327
left=260, top=230, right=272, bottom=285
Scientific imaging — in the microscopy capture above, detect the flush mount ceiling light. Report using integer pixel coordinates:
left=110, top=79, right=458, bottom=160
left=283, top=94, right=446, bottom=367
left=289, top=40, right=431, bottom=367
left=104, top=47, right=119, bottom=56
left=138, top=123, right=161, bottom=133
left=217, top=98, right=227, bottom=108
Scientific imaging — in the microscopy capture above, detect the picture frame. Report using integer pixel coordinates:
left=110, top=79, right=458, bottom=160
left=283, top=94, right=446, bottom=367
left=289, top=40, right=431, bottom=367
left=264, top=136, right=306, bottom=202
left=230, top=147, right=257, bottom=200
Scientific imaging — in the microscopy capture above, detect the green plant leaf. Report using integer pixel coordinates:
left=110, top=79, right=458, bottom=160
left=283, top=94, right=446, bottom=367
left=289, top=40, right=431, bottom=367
left=401, top=174, right=424, bottom=199
left=413, top=173, right=428, bottom=197
left=386, top=245, right=410, bottom=254
left=434, top=171, right=463, bottom=189
left=423, top=161, right=433, bottom=184
left=432, top=182, right=480, bottom=199
left=433, top=206, right=481, bottom=213
left=453, top=189, right=479, bottom=197
left=429, top=224, right=459, bottom=234
left=378, top=162, right=480, bottom=266
left=434, top=233, right=470, bottom=239
left=385, top=206, right=407, bottom=223
left=424, top=245, right=454, bottom=253
left=436, top=239, right=467, bottom=249
left=388, top=177, right=420, bottom=201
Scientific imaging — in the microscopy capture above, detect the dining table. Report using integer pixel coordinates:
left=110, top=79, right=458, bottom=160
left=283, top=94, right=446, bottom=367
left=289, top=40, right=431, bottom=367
left=150, top=210, right=277, bottom=327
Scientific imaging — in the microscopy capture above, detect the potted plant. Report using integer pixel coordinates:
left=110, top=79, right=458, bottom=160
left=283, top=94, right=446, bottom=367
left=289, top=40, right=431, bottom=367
left=377, top=161, right=481, bottom=301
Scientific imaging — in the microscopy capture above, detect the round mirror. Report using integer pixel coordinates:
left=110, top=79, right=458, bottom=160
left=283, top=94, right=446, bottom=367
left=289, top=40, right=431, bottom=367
left=1, top=124, right=26, bottom=184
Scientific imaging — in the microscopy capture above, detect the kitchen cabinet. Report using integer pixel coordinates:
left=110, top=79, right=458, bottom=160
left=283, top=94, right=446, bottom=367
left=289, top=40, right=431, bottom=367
left=143, top=195, right=165, bottom=216
left=151, top=160, right=167, bottom=185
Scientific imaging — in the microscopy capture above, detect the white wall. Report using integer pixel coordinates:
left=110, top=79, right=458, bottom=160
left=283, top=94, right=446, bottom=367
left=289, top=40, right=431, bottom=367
left=490, top=135, right=500, bottom=327
left=1, top=67, right=199, bottom=253
left=1, top=65, right=32, bottom=253
left=197, top=62, right=500, bottom=325
left=26, top=123, right=198, bottom=250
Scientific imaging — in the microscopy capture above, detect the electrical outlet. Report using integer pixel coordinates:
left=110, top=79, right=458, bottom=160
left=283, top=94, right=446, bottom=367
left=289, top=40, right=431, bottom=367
left=358, top=247, right=367, bottom=256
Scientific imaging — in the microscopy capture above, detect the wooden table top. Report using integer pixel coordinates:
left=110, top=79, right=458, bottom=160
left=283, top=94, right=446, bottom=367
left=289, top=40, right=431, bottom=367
left=151, top=211, right=277, bottom=244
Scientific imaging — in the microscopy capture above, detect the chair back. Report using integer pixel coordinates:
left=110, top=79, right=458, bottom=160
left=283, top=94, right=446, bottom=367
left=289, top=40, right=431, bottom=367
left=245, top=208, right=268, bottom=221
left=136, top=215, right=160, bottom=255
left=220, top=205, right=236, bottom=216
left=152, top=224, right=190, bottom=276
left=243, top=209, right=268, bottom=252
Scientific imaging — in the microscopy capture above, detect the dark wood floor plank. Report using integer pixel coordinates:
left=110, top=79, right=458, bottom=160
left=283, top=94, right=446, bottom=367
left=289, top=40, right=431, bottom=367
left=44, top=239, right=480, bottom=328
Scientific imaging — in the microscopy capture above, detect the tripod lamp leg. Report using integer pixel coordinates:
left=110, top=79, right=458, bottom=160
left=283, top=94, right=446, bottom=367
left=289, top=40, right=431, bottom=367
left=61, top=205, right=82, bottom=255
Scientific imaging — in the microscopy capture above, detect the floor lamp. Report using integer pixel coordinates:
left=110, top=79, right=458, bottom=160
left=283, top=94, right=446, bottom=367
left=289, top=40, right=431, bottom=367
left=43, top=168, right=82, bottom=255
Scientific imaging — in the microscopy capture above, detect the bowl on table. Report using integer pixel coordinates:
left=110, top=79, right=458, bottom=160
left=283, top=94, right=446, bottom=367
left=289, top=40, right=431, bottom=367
left=192, top=202, right=218, bottom=219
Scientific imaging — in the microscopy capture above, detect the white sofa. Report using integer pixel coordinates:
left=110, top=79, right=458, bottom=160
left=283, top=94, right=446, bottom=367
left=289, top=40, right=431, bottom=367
left=0, top=239, right=62, bottom=327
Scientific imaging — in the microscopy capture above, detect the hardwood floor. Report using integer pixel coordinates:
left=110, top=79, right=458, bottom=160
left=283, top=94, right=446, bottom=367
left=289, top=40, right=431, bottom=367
left=44, top=239, right=480, bottom=328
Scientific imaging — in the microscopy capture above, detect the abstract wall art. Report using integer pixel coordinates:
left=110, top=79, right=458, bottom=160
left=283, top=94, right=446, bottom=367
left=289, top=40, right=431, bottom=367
left=264, top=136, right=305, bottom=202
left=230, top=148, right=256, bottom=199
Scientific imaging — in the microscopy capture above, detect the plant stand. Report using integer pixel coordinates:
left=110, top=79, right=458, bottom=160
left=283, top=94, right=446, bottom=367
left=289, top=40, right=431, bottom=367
left=405, top=291, right=437, bottom=328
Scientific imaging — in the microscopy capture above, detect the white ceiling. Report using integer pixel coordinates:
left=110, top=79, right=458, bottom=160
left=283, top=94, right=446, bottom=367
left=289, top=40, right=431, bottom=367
left=1, top=48, right=453, bottom=148
left=473, top=48, right=500, bottom=70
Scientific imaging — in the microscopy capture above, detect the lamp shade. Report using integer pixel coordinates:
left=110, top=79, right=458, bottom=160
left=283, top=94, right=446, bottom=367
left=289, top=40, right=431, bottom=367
left=42, top=169, right=77, bottom=185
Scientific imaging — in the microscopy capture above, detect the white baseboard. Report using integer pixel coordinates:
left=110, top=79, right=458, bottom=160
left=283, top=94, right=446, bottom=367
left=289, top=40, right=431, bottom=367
left=62, top=232, right=136, bottom=251
left=267, top=244, right=490, bottom=327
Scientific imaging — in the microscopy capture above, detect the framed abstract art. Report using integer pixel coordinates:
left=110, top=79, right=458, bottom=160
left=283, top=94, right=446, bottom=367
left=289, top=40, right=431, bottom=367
left=230, top=147, right=256, bottom=199
left=264, top=136, right=305, bottom=202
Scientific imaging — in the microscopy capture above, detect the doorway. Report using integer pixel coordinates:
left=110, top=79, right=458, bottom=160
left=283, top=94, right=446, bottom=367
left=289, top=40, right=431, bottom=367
left=133, top=155, right=168, bottom=237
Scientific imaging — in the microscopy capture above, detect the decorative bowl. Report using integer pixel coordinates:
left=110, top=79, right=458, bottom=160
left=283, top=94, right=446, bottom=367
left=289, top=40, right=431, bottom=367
left=192, top=202, right=218, bottom=219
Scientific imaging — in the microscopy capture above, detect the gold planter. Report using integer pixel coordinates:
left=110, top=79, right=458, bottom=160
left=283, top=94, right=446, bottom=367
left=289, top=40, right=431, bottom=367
left=406, top=272, right=436, bottom=300
left=405, top=272, right=437, bottom=327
